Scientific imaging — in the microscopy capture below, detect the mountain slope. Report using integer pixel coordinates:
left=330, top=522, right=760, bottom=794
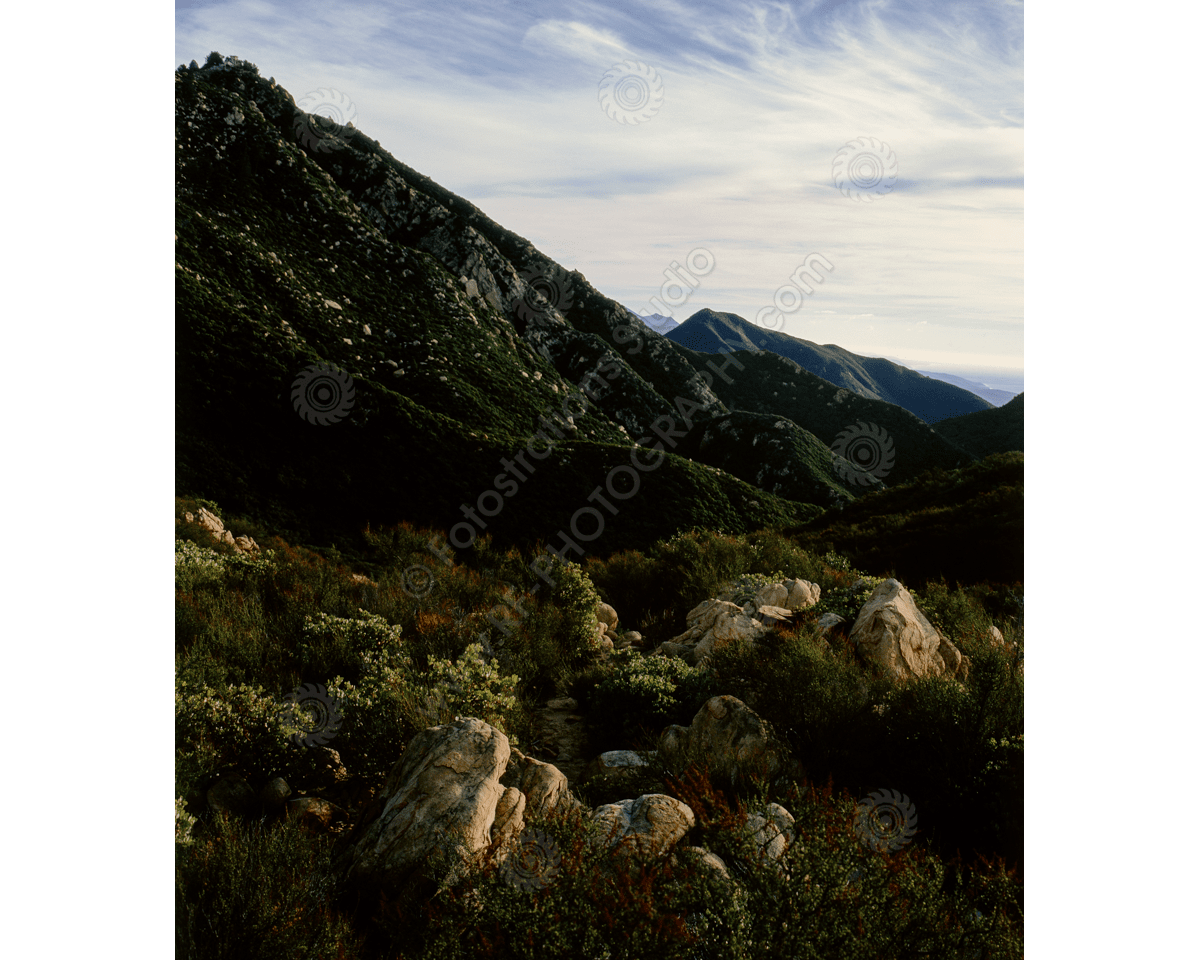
left=786, top=452, right=1024, bottom=586
left=663, top=343, right=976, bottom=488
left=916, top=370, right=1016, bottom=407
left=666, top=309, right=994, bottom=424
left=932, top=393, right=1024, bottom=458
left=175, top=54, right=830, bottom=553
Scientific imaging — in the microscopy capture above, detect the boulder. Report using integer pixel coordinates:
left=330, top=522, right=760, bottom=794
left=989, top=625, right=1007, bottom=648
left=584, top=750, right=654, bottom=784
left=500, top=748, right=580, bottom=820
left=591, top=794, right=694, bottom=860
left=784, top=579, right=821, bottom=611
left=660, top=600, right=769, bottom=666
left=344, top=718, right=510, bottom=894
left=260, top=777, right=292, bottom=810
left=490, top=786, right=526, bottom=846
left=849, top=579, right=969, bottom=682
left=754, top=583, right=789, bottom=608
left=658, top=696, right=801, bottom=789
left=596, top=602, right=619, bottom=629
left=817, top=612, right=846, bottom=636
left=746, top=803, right=795, bottom=861
left=288, top=796, right=339, bottom=832
left=756, top=605, right=793, bottom=627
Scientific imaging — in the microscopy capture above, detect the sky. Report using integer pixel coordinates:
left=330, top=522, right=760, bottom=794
left=175, top=0, right=1023, bottom=379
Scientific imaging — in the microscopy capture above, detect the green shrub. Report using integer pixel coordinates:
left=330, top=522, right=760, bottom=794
left=426, top=643, right=523, bottom=740
left=544, top=559, right=602, bottom=666
left=176, top=810, right=364, bottom=959
left=585, top=648, right=717, bottom=748
left=175, top=677, right=304, bottom=801
left=298, top=609, right=405, bottom=684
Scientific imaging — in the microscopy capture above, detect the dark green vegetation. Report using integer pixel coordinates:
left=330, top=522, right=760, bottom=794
left=933, top=394, right=1025, bottom=459
left=176, top=500, right=1022, bottom=959
left=787, top=452, right=1025, bottom=587
left=667, top=341, right=977, bottom=489
left=667, top=310, right=995, bottom=424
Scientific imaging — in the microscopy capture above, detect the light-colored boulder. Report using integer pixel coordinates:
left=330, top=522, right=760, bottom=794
left=754, top=583, right=789, bottom=608
left=673, top=600, right=743, bottom=643
left=584, top=750, right=654, bottom=783
left=989, top=625, right=1006, bottom=648
left=501, top=747, right=580, bottom=820
left=849, top=579, right=968, bottom=682
left=784, top=579, right=821, bottom=611
left=346, top=717, right=510, bottom=893
left=233, top=535, right=259, bottom=554
left=756, top=605, right=793, bottom=625
left=596, top=602, right=619, bottom=628
left=658, top=696, right=800, bottom=789
left=490, top=786, right=526, bottom=846
left=817, top=612, right=846, bottom=634
left=591, top=794, right=694, bottom=860
left=746, top=803, right=795, bottom=861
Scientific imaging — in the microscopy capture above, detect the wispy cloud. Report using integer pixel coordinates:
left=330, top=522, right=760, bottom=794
left=176, top=0, right=1022, bottom=368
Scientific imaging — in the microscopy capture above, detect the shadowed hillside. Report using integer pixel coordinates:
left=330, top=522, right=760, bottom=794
left=933, top=393, right=1025, bottom=458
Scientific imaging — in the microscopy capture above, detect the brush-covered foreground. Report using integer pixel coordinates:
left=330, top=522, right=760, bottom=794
left=176, top=498, right=1022, bottom=959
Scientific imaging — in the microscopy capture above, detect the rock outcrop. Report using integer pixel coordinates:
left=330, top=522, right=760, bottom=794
left=849, top=579, right=969, bottom=682
left=656, top=599, right=769, bottom=666
left=343, top=718, right=511, bottom=894
left=658, top=695, right=802, bottom=789
left=591, top=794, right=695, bottom=861
left=184, top=507, right=260, bottom=555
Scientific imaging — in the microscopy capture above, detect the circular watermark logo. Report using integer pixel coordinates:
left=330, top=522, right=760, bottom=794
left=281, top=683, right=344, bottom=747
left=853, top=788, right=917, bottom=852
left=400, top=563, right=436, bottom=598
left=514, top=265, right=574, bottom=327
left=830, top=421, right=895, bottom=486
left=598, top=60, right=664, bottom=125
left=500, top=827, right=562, bottom=892
left=291, top=363, right=356, bottom=425
left=832, top=137, right=899, bottom=202
left=293, top=88, right=358, bottom=153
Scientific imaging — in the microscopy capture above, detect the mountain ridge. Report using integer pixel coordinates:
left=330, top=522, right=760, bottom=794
left=666, top=309, right=995, bottom=424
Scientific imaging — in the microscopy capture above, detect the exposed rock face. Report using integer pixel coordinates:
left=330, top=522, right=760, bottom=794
left=817, top=612, right=846, bottom=635
left=591, top=794, right=695, bottom=861
left=345, top=718, right=510, bottom=894
left=658, top=600, right=768, bottom=666
left=500, top=748, right=580, bottom=820
left=849, top=579, right=969, bottom=682
left=185, top=506, right=260, bottom=554
left=746, top=803, right=796, bottom=862
left=783, top=579, right=821, bottom=611
left=658, top=696, right=801, bottom=789
left=596, top=602, right=619, bottom=629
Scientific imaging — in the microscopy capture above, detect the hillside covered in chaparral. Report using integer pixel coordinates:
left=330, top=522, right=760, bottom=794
left=175, top=53, right=1024, bottom=960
